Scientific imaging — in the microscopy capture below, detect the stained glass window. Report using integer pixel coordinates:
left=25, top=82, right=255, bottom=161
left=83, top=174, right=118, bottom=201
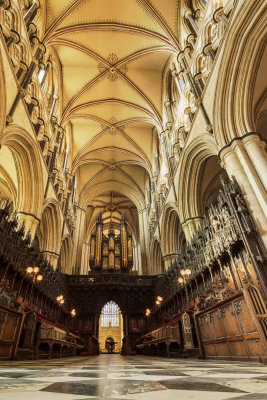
left=101, top=301, right=120, bottom=327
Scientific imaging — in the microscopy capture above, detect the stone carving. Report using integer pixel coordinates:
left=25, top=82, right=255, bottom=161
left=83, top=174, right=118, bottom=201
left=98, top=54, right=128, bottom=81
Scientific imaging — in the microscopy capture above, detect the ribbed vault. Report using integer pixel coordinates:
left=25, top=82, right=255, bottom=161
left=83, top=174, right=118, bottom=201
left=42, top=0, right=180, bottom=236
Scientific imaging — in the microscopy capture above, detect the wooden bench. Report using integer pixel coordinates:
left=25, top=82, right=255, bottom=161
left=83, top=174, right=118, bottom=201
left=35, top=319, right=84, bottom=359
left=137, top=316, right=182, bottom=357
left=137, top=312, right=197, bottom=357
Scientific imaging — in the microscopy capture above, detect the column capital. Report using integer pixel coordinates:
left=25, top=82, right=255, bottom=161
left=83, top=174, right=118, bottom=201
left=218, top=131, right=262, bottom=163
left=213, top=7, right=226, bottom=23
left=0, top=0, right=10, bottom=9
left=171, top=68, right=178, bottom=78
left=177, top=50, right=186, bottom=63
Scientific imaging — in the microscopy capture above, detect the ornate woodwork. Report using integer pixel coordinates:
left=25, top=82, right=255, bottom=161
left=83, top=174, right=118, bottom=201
left=0, top=179, right=267, bottom=361
left=195, top=282, right=267, bottom=362
left=155, top=177, right=267, bottom=312
left=35, top=318, right=84, bottom=359
left=0, top=199, right=67, bottom=310
left=0, top=304, right=24, bottom=360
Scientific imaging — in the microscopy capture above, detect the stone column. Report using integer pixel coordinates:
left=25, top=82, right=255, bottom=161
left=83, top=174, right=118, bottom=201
left=137, top=242, right=142, bottom=274
left=203, top=43, right=216, bottom=61
left=164, top=101, right=174, bottom=125
left=39, top=59, right=52, bottom=86
left=24, top=0, right=40, bottom=27
left=177, top=51, right=213, bottom=133
left=220, top=145, right=267, bottom=247
left=243, top=133, right=267, bottom=191
left=141, top=208, right=150, bottom=273
left=72, top=206, right=87, bottom=272
left=138, top=209, right=148, bottom=274
left=163, top=254, right=174, bottom=270
left=234, top=140, right=267, bottom=214
left=6, top=38, right=45, bottom=125
left=49, top=94, right=58, bottom=119
left=42, top=251, right=59, bottom=269
left=17, top=212, right=40, bottom=238
left=181, top=216, right=203, bottom=242
left=80, top=242, right=90, bottom=274
left=184, top=10, right=199, bottom=36
left=6, top=30, right=20, bottom=49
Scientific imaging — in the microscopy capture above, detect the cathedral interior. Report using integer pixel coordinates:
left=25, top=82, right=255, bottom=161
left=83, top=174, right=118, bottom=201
left=0, top=0, right=267, bottom=399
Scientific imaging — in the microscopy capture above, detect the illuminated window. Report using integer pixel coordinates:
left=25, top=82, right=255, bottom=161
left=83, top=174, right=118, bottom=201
left=101, top=301, right=120, bottom=327
left=38, top=68, right=45, bottom=84
left=179, top=78, right=185, bottom=91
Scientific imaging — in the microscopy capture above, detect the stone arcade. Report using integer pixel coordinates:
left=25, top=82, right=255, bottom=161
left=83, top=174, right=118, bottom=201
left=0, top=0, right=267, bottom=399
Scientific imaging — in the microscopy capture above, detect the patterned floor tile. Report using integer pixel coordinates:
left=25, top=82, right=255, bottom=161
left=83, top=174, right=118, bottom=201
left=159, top=378, right=247, bottom=392
left=41, top=381, right=104, bottom=396
left=144, top=370, right=189, bottom=376
left=224, top=395, right=267, bottom=400
left=1, top=354, right=267, bottom=399
left=70, top=372, right=107, bottom=378
left=103, top=380, right=166, bottom=396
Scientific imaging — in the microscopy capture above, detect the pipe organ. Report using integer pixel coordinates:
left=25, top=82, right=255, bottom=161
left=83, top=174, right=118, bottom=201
left=89, top=212, right=133, bottom=272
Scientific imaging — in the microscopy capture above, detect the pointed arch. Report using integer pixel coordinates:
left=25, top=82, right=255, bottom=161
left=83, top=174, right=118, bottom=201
left=58, top=235, right=73, bottom=274
left=0, top=125, right=44, bottom=219
left=80, top=181, right=145, bottom=212
left=177, top=134, right=219, bottom=223
left=40, top=199, right=63, bottom=263
left=150, top=238, right=164, bottom=275
left=214, top=0, right=267, bottom=147
left=161, top=202, right=185, bottom=258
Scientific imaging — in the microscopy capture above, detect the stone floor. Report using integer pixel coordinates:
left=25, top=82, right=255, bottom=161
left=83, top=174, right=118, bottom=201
left=0, top=355, right=267, bottom=400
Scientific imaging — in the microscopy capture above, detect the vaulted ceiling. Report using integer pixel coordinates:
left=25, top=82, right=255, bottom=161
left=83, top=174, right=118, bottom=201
left=43, top=0, right=180, bottom=227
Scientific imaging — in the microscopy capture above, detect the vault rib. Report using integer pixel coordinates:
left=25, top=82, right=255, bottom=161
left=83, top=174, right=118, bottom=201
left=136, top=0, right=180, bottom=50
left=46, top=22, right=176, bottom=50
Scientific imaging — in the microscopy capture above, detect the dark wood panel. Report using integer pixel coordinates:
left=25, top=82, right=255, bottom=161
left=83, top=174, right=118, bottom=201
left=195, top=284, right=267, bottom=362
left=0, top=305, right=24, bottom=360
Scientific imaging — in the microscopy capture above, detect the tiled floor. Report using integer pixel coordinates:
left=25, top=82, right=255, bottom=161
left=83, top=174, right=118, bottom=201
left=0, top=355, right=267, bottom=399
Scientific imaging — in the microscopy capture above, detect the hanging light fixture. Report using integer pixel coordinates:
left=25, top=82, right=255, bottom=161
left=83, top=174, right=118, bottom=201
left=178, top=268, right=191, bottom=284
left=71, top=308, right=76, bottom=317
left=56, top=295, right=64, bottom=305
left=26, top=266, right=43, bottom=283
left=155, top=295, right=163, bottom=306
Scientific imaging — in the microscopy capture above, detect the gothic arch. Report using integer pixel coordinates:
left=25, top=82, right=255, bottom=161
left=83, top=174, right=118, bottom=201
left=0, top=125, right=44, bottom=219
left=79, top=181, right=145, bottom=212
left=177, top=134, right=219, bottom=223
left=95, top=292, right=126, bottom=317
left=58, top=235, right=73, bottom=274
left=150, top=238, right=164, bottom=275
left=0, top=163, right=17, bottom=205
left=161, top=203, right=185, bottom=258
left=43, top=45, right=64, bottom=120
left=40, top=199, right=63, bottom=262
left=214, top=0, right=267, bottom=147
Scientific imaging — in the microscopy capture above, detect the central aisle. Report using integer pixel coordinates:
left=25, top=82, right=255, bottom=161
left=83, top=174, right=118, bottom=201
left=0, top=355, right=267, bottom=399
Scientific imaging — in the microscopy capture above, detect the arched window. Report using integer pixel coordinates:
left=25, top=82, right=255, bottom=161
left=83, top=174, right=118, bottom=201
left=101, top=301, right=120, bottom=327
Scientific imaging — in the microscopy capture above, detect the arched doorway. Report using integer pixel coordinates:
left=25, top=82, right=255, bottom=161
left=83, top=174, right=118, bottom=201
left=98, top=301, right=123, bottom=353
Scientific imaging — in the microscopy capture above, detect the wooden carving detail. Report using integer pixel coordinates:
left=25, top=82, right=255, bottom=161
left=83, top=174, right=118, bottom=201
left=0, top=199, right=67, bottom=310
left=155, top=178, right=267, bottom=313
